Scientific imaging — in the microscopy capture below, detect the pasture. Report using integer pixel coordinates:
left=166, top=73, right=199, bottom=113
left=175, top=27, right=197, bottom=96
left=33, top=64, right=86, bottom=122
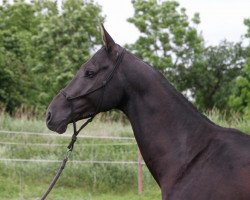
left=0, top=113, right=160, bottom=199
left=0, top=111, right=249, bottom=199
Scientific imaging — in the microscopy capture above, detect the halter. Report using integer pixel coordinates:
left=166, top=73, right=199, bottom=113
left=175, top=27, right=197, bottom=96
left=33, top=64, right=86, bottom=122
left=60, top=48, right=125, bottom=151
left=41, top=48, right=125, bottom=200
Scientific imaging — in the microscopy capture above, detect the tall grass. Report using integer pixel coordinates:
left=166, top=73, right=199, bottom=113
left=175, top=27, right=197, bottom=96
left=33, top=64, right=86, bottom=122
left=0, top=112, right=157, bottom=199
left=0, top=111, right=133, bottom=137
left=206, top=109, right=250, bottom=134
left=0, top=112, right=48, bottom=133
left=0, top=132, right=158, bottom=199
left=1, top=109, right=249, bottom=135
left=0, top=110, right=250, bottom=199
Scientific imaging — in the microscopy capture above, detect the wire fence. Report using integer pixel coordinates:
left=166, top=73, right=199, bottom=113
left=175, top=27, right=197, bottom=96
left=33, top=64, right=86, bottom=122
left=0, top=141, right=136, bottom=146
left=0, top=129, right=141, bottom=165
left=0, top=158, right=141, bottom=165
left=0, top=129, right=145, bottom=193
left=0, top=130, right=134, bottom=140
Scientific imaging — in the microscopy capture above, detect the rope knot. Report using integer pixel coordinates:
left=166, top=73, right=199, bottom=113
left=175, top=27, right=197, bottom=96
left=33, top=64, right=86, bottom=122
left=67, top=134, right=77, bottom=151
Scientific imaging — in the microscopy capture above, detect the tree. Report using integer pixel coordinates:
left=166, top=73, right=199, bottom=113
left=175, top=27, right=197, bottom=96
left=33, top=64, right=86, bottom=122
left=127, top=0, right=246, bottom=112
left=127, top=0, right=204, bottom=89
left=32, top=0, right=104, bottom=106
left=0, top=0, right=104, bottom=113
left=0, top=1, right=42, bottom=113
left=186, top=41, right=245, bottom=111
left=228, top=18, right=250, bottom=117
left=229, top=59, right=250, bottom=117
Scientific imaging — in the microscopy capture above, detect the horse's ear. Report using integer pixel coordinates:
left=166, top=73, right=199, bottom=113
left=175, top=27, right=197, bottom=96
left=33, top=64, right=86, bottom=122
left=101, top=24, right=115, bottom=51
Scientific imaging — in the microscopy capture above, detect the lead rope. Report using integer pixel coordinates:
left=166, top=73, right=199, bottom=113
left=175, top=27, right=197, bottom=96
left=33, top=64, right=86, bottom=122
left=40, top=117, right=94, bottom=200
left=41, top=48, right=125, bottom=199
left=41, top=81, right=103, bottom=200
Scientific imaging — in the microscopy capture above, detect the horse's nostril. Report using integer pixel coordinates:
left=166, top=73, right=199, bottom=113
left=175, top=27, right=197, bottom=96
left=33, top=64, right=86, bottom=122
left=46, top=111, right=52, bottom=124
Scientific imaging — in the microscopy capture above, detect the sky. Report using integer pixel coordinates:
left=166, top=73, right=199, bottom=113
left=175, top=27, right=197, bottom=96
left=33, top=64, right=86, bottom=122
left=1, top=0, right=249, bottom=46
left=95, top=0, right=250, bottom=46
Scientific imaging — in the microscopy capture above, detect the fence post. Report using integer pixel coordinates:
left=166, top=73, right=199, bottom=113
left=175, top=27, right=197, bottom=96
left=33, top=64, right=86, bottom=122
left=138, top=148, right=143, bottom=194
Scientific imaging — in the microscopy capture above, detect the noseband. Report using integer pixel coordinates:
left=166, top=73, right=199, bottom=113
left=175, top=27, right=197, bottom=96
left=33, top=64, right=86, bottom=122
left=60, top=48, right=125, bottom=151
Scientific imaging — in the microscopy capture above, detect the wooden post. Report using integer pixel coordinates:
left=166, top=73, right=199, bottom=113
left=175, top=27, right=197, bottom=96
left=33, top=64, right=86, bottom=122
left=138, top=148, right=143, bottom=194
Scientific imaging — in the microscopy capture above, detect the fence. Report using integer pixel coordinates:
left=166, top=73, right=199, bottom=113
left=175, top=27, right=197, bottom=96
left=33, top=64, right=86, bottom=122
left=0, top=130, right=145, bottom=194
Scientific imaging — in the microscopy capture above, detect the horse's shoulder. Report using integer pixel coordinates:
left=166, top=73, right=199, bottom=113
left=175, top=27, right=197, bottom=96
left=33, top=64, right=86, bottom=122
left=208, top=129, right=250, bottom=168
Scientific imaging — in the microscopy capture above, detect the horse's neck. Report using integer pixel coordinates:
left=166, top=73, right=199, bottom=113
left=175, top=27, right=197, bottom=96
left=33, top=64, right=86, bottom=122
left=120, top=53, right=217, bottom=186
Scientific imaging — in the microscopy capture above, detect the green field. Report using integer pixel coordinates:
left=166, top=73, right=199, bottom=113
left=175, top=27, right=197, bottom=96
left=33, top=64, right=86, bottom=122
left=0, top=113, right=161, bottom=199
left=0, top=111, right=249, bottom=199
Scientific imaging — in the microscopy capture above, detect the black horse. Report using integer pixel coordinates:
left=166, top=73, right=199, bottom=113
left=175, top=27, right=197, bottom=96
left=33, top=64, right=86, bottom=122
left=46, top=25, right=250, bottom=200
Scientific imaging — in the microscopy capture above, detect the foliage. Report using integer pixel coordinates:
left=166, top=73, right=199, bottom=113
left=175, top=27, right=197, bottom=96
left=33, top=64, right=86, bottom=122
left=229, top=57, right=250, bottom=117
left=0, top=0, right=103, bottom=113
left=127, top=0, right=247, bottom=112
left=0, top=0, right=249, bottom=116
left=186, top=41, right=245, bottom=111
left=33, top=0, right=104, bottom=105
left=127, top=0, right=204, bottom=89
left=228, top=18, right=250, bottom=118
left=0, top=1, right=41, bottom=113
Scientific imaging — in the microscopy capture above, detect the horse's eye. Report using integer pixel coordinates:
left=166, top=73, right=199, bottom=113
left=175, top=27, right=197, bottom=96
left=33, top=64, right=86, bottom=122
left=85, top=70, right=95, bottom=78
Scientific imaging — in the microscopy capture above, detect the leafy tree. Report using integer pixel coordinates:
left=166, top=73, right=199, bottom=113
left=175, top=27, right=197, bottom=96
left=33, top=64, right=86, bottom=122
left=186, top=41, right=245, bottom=111
left=127, top=0, right=246, bottom=111
left=127, top=0, right=204, bottom=89
left=0, top=0, right=104, bottom=113
left=229, top=18, right=250, bottom=117
left=33, top=0, right=104, bottom=106
left=0, top=1, right=42, bottom=113
left=0, top=49, right=22, bottom=112
left=229, top=59, right=250, bottom=117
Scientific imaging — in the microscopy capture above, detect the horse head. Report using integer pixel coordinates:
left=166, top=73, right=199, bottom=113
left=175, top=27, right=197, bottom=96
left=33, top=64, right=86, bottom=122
left=46, top=25, right=125, bottom=134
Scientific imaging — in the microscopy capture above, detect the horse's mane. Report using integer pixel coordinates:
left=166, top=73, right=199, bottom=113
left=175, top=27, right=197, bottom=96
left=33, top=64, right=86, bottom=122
left=129, top=51, right=216, bottom=126
left=157, top=71, right=216, bottom=125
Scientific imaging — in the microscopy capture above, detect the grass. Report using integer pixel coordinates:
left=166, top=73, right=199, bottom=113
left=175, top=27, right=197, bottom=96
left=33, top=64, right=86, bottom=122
left=0, top=185, right=160, bottom=200
left=0, top=110, right=250, bottom=199
left=206, top=109, right=250, bottom=134
left=0, top=112, right=160, bottom=199
left=0, top=112, right=133, bottom=136
left=0, top=161, right=160, bottom=200
left=1, top=110, right=249, bottom=135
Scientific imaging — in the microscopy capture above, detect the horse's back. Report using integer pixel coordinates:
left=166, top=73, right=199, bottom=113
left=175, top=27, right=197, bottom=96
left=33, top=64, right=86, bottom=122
left=168, top=128, right=250, bottom=200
